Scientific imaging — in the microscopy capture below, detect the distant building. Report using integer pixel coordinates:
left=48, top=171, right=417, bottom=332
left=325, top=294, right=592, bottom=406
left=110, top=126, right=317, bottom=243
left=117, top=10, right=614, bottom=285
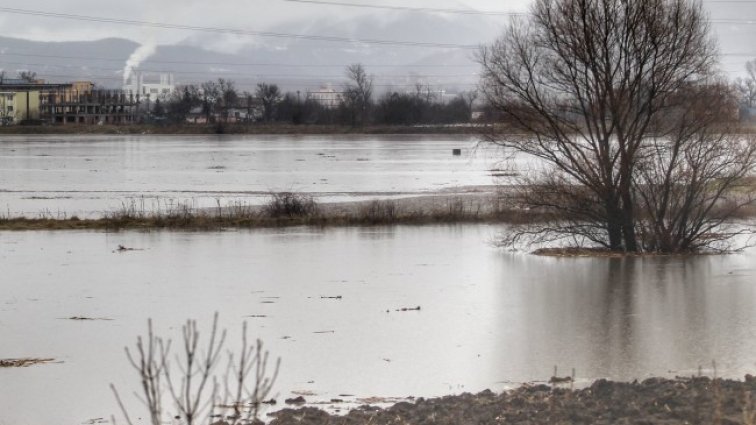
left=0, top=89, right=41, bottom=124
left=0, top=80, right=138, bottom=125
left=306, top=85, right=341, bottom=109
left=0, top=79, right=56, bottom=124
left=123, top=71, right=175, bottom=102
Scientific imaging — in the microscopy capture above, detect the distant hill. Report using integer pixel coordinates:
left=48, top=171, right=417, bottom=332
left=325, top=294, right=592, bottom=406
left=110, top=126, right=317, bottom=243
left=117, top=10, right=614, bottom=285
left=0, top=11, right=503, bottom=93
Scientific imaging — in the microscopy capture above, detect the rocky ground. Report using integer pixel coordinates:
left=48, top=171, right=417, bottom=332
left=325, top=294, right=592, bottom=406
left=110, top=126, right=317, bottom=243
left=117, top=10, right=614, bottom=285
left=265, top=376, right=756, bottom=425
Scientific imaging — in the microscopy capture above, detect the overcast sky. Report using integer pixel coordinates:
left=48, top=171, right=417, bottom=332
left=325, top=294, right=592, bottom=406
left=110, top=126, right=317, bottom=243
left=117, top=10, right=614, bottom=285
left=0, top=1, right=530, bottom=43
left=0, top=0, right=754, bottom=76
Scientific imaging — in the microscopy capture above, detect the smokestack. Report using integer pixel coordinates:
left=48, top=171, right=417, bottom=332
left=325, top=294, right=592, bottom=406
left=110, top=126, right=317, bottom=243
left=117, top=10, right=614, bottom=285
left=123, top=43, right=157, bottom=86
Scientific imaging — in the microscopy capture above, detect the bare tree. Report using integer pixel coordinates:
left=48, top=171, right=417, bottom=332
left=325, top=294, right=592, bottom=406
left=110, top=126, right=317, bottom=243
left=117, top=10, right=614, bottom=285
left=478, top=0, right=753, bottom=253
left=18, top=70, right=37, bottom=82
left=633, top=82, right=756, bottom=252
left=218, top=79, right=239, bottom=123
left=255, top=83, right=281, bottom=122
left=342, top=64, right=373, bottom=127
left=200, top=81, right=221, bottom=123
left=734, top=59, right=756, bottom=117
left=462, top=90, right=478, bottom=121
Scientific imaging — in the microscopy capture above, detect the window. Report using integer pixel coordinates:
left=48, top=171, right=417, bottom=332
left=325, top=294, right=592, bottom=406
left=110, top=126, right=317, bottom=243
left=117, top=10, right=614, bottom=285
left=7, top=106, right=13, bottom=112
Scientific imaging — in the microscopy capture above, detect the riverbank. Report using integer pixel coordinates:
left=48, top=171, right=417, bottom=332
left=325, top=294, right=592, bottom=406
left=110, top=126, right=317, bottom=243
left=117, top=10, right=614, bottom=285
left=0, top=123, right=496, bottom=135
left=267, top=376, right=756, bottom=425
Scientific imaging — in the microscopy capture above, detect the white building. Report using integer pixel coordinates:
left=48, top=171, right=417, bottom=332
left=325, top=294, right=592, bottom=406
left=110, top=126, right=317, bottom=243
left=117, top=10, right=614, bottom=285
left=123, top=71, right=175, bottom=102
left=306, top=85, right=341, bottom=109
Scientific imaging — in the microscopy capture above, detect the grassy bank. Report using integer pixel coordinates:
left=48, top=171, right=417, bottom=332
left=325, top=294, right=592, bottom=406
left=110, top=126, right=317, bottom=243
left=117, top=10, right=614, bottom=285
left=0, top=195, right=538, bottom=231
left=0, top=123, right=496, bottom=136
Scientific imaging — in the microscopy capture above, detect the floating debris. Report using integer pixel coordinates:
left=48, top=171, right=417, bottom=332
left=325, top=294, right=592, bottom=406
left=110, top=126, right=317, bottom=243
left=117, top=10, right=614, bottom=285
left=115, top=245, right=143, bottom=252
left=395, top=306, right=421, bottom=312
left=244, top=315, right=268, bottom=318
left=284, top=396, right=307, bottom=405
left=320, top=296, right=342, bottom=300
left=549, top=375, right=574, bottom=384
left=313, top=330, right=335, bottom=334
left=0, top=358, right=56, bottom=368
left=65, top=316, right=112, bottom=321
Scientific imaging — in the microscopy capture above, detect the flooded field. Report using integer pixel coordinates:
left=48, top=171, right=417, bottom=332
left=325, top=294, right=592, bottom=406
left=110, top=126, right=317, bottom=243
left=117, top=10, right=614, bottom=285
left=0, top=134, right=505, bottom=218
left=1, top=226, right=755, bottom=425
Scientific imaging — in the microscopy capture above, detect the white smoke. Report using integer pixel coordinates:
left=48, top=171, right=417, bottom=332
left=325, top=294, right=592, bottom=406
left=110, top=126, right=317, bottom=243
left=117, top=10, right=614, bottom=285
left=123, top=43, right=157, bottom=85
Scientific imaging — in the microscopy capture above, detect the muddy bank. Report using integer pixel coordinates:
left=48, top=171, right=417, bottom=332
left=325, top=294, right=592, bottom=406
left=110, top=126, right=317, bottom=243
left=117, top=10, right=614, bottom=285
left=266, top=376, right=756, bottom=425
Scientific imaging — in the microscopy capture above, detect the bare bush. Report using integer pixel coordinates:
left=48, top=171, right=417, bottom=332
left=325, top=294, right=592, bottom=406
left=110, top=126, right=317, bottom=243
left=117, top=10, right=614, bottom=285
left=111, top=314, right=279, bottom=425
left=263, top=192, right=318, bottom=218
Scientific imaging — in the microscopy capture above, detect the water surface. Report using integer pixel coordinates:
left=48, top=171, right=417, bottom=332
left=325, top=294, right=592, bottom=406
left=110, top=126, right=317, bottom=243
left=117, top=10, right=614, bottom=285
left=1, top=226, right=754, bottom=425
left=0, top=134, right=503, bottom=217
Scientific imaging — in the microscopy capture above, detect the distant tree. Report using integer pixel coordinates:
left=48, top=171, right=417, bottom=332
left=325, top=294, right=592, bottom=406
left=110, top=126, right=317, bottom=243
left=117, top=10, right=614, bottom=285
left=462, top=90, right=478, bottom=121
left=734, top=59, right=756, bottom=110
left=276, top=92, right=305, bottom=124
left=18, top=71, right=37, bottom=83
left=256, top=83, right=281, bottom=122
left=153, top=99, right=165, bottom=118
left=342, top=64, right=373, bottom=127
left=165, top=85, right=201, bottom=123
left=217, top=79, right=238, bottom=123
left=200, top=81, right=220, bottom=123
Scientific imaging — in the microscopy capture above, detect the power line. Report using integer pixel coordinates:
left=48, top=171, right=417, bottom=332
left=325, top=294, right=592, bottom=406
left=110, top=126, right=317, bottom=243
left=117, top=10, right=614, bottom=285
left=279, top=0, right=525, bottom=16
left=0, top=52, right=478, bottom=69
left=0, top=7, right=478, bottom=50
left=280, top=0, right=756, bottom=24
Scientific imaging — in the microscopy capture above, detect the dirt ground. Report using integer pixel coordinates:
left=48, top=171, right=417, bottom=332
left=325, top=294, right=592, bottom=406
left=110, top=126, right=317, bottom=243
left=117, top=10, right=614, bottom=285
left=265, top=376, right=756, bottom=425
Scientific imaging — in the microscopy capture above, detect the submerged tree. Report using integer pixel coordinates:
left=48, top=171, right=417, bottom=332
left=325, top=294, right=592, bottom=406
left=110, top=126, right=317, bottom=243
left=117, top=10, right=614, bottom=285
left=479, top=0, right=755, bottom=253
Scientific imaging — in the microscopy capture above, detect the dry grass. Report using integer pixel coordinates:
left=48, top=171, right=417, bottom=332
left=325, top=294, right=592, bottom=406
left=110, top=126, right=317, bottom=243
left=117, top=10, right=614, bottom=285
left=0, top=193, right=542, bottom=231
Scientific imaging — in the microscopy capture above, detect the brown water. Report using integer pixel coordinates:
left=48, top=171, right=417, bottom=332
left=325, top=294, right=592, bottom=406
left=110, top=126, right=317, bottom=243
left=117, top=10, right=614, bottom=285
left=1, top=226, right=754, bottom=424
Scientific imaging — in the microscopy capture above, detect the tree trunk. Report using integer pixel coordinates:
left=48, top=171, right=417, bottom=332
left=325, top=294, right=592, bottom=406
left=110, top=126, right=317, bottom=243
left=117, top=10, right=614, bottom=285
left=606, top=200, right=624, bottom=251
left=621, top=192, right=639, bottom=253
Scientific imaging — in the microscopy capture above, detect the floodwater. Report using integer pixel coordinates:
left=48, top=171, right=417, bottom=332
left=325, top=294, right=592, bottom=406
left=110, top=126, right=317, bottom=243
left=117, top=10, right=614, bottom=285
left=0, top=134, right=506, bottom=218
left=1, top=226, right=755, bottom=425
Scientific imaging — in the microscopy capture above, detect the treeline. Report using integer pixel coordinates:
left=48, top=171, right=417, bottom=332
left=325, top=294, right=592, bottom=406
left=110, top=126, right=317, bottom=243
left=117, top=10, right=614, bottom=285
left=152, top=64, right=476, bottom=127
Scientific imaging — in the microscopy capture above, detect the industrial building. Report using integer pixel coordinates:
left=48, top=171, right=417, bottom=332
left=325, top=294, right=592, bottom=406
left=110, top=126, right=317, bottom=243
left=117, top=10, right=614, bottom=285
left=0, top=80, right=138, bottom=125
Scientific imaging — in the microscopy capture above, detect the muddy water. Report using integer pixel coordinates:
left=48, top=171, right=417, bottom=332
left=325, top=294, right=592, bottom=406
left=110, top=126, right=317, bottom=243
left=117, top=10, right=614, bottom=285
left=0, top=134, right=508, bottom=217
left=1, top=226, right=755, bottom=424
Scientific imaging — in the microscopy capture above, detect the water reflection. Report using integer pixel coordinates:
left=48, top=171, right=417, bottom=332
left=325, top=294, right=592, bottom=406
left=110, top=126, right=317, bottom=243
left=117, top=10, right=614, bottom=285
left=491, top=254, right=756, bottom=383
